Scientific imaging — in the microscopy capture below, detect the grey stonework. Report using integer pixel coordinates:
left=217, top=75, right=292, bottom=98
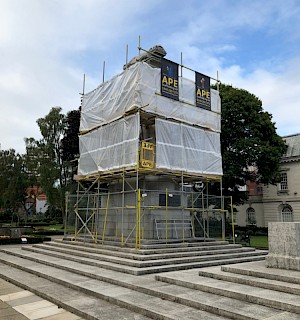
left=266, top=222, right=300, bottom=271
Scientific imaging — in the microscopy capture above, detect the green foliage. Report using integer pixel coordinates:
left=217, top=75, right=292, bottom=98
left=0, top=149, right=28, bottom=222
left=0, top=236, right=51, bottom=245
left=61, top=109, right=80, bottom=193
left=25, top=107, right=68, bottom=216
left=215, top=84, right=286, bottom=204
left=23, top=107, right=80, bottom=218
left=1, top=107, right=80, bottom=223
left=61, top=109, right=80, bottom=162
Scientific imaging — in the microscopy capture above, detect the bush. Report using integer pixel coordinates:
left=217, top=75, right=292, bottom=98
left=33, top=229, right=64, bottom=236
left=234, top=226, right=268, bottom=236
left=0, top=236, right=51, bottom=245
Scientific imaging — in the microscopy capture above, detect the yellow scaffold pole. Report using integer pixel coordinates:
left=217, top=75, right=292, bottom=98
left=135, top=188, right=141, bottom=249
left=230, top=196, right=235, bottom=244
left=102, top=192, right=110, bottom=243
left=165, top=188, right=168, bottom=243
left=64, top=192, right=69, bottom=237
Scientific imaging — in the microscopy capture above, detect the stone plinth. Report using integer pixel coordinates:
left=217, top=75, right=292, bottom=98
left=266, top=222, right=300, bottom=271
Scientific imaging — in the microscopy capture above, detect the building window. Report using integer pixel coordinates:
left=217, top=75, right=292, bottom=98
left=256, top=186, right=263, bottom=195
left=246, top=207, right=256, bottom=225
left=279, top=172, right=288, bottom=191
left=281, top=205, right=293, bottom=222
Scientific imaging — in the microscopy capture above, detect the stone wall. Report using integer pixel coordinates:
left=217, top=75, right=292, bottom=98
left=266, top=222, right=300, bottom=271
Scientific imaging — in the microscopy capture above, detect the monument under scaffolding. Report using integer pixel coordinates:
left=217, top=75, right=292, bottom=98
left=65, top=45, right=233, bottom=248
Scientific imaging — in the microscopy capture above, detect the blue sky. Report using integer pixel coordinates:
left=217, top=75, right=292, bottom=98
left=1, top=0, right=300, bottom=153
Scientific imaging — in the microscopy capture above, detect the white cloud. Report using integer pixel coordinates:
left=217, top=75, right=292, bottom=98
left=0, top=0, right=161, bottom=153
left=158, top=0, right=300, bottom=136
left=0, top=0, right=300, bottom=153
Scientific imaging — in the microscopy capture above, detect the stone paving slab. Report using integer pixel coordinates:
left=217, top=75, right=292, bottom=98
left=14, top=304, right=65, bottom=320
left=1, top=290, right=34, bottom=302
left=0, top=251, right=234, bottom=319
left=222, top=260, right=300, bottom=284
left=0, top=278, right=83, bottom=320
left=5, top=294, right=43, bottom=308
left=38, top=311, right=81, bottom=320
left=155, top=268, right=300, bottom=314
left=1, top=242, right=300, bottom=320
left=0, top=307, right=29, bottom=320
left=0, top=247, right=297, bottom=320
left=0, top=262, right=152, bottom=320
left=198, top=264, right=300, bottom=295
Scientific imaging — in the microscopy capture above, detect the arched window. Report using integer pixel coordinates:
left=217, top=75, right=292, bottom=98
left=281, top=205, right=293, bottom=222
left=246, top=207, right=256, bottom=225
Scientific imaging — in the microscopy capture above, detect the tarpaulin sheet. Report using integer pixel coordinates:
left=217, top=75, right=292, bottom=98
left=80, top=62, right=221, bottom=132
left=78, top=114, right=139, bottom=175
left=156, top=118, right=222, bottom=175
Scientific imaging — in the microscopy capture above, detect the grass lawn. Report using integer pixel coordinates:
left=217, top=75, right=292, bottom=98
left=33, top=224, right=65, bottom=235
left=41, top=224, right=64, bottom=231
left=250, top=235, right=268, bottom=249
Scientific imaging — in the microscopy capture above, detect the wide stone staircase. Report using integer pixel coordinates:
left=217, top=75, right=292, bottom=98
left=0, top=239, right=299, bottom=319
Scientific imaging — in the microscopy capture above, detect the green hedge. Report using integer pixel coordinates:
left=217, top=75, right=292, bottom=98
left=0, top=236, right=51, bottom=245
left=33, top=230, right=64, bottom=236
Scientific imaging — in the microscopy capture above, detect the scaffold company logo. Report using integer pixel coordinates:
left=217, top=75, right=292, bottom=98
left=161, top=58, right=179, bottom=101
left=195, top=72, right=211, bottom=110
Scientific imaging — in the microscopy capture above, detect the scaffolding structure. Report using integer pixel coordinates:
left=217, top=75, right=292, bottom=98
left=65, top=170, right=234, bottom=248
left=65, top=45, right=235, bottom=248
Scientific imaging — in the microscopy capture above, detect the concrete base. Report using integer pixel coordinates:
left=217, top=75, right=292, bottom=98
left=266, top=222, right=300, bottom=271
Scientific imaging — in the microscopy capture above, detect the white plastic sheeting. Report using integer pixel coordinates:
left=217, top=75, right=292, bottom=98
left=156, top=118, right=222, bottom=176
left=78, top=114, right=139, bottom=175
left=80, top=62, right=221, bottom=133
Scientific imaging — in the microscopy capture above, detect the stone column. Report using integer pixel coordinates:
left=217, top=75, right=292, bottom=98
left=266, top=222, right=300, bottom=271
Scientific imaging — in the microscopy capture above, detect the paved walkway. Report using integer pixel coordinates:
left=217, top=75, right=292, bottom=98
left=0, top=236, right=83, bottom=320
left=0, top=278, right=82, bottom=320
left=0, top=279, right=82, bottom=320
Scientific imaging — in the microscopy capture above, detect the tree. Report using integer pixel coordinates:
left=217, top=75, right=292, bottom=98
left=0, top=149, right=28, bottom=224
left=61, top=108, right=80, bottom=191
left=25, top=107, right=67, bottom=218
left=215, top=84, right=286, bottom=204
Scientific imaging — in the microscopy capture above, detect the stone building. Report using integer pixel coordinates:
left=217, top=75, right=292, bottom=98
left=236, top=133, right=300, bottom=227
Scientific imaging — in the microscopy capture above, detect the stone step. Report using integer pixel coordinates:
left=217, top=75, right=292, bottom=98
left=50, top=239, right=245, bottom=260
left=198, top=265, right=300, bottom=295
left=0, top=247, right=265, bottom=292
left=0, top=252, right=233, bottom=320
left=0, top=261, right=151, bottom=320
left=22, top=245, right=266, bottom=275
left=221, top=261, right=300, bottom=285
left=138, top=240, right=225, bottom=250
left=155, top=269, right=300, bottom=314
left=96, top=235, right=218, bottom=245
left=139, top=237, right=218, bottom=244
left=32, top=242, right=257, bottom=267
left=0, top=249, right=296, bottom=320
left=61, top=238, right=232, bottom=254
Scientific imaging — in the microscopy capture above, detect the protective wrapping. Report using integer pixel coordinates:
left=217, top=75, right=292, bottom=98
left=78, top=114, right=139, bottom=175
left=156, top=119, right=222, bottom=175
left=80, top=62, right=221, bottom=133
